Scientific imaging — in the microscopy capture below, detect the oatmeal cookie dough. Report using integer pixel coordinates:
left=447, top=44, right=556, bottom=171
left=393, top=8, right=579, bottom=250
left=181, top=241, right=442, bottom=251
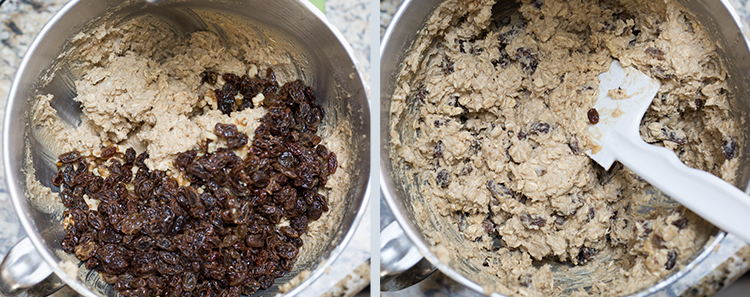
left=389, top=0, right=742, bottom=295
left=27, top=12, right=352, bottom=289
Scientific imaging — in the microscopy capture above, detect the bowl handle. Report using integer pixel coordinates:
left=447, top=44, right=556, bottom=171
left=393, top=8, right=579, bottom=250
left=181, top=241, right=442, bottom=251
left=0, top=237, right=65, bottom=296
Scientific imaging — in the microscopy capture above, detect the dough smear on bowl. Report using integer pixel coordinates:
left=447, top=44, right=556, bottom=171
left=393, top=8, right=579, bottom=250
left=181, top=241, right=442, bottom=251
left=389, top=0, right=742, bottom=295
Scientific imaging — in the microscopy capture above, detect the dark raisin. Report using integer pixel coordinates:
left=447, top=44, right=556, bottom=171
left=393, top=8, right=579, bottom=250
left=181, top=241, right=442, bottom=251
left=588, top=108, right=599, bottom=124
left=722, top=137, right=737, bottom=160
left=201, top=70, right=218, bottom=85
left=521, top=214, right=546, bottom=228
left=653, top=66, right=676, bottom=79
left=529, top=122, right=550, bottom=135
left=482, top=219, right=494, bottom=233
left=217, top=89, right=237, bottom=115
left=277, top=243, right=298, bottom=259
left=327, top=152, right=337, bottom=175
left=174, top=150, right=197, bottom=171
left=640, top=220, right=653, bottom=238
left=135, top=152, right=149, bottom=169
left=585, top=208, right=596, bottom=223
left=516, top=48, right=538, bottom=74
left=416, top=88, right=428, bottom=104
left=576, top=247, right=597, bottom=263
left=101, top=147, right=117, bottom=159
left=434, top=140, right=444, bottom=158
left=215, top=123, right=248, bottom=149
left=694, top=99, right=704, bottom=109
left=215, top=123, right=239, bottom=138
left=487, top=181, right=512, bottom=199
left=645, top=47, right=665, bottom=60
left=665, top=250, right=678, bottom=270
left=53, top=171, right=65, bottom=187
left=457, top=213, right=468, bottom=232
left=444, top=59, right=455, bottom=75
left=124, top=148, right=136, bottom=166
left=569, top=136, right=581, bottom=154
left=672, top=217, right=689, bottom=230
left=436, top=170, right=451, bottom=188
left=666, top=131, right=687, bottom=145
left=59, top=151, right=80, bottom=163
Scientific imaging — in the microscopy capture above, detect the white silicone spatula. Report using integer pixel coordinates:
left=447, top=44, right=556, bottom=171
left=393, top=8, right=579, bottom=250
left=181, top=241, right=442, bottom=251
left=587, top=60, right=750, bottom=243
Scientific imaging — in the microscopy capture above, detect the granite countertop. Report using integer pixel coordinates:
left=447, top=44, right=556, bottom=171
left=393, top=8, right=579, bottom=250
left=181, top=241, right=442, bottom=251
left=379, top=0, right=750, bottom=296
left=0, top=0, right=371, bottom=296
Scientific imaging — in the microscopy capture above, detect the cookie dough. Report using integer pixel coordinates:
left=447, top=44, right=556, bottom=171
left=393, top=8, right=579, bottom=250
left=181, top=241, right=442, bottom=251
left=26, top=12, right=352, bottom=290
left=389, top=0, right=742, bottom=295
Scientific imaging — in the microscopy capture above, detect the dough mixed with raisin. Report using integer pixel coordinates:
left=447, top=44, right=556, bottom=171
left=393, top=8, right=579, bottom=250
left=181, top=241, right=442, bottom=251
left=390, top=0, right=742, bottom=295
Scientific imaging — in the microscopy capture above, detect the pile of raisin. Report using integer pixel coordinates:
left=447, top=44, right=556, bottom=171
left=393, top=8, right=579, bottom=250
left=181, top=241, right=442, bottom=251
left=54, top=68, right=336, bottom=297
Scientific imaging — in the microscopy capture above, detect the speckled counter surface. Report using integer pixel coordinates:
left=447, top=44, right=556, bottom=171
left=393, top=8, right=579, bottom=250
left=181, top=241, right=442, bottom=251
left=380, top=0, right=750, bottom=296
left=0, top=0, right=371, bottom=296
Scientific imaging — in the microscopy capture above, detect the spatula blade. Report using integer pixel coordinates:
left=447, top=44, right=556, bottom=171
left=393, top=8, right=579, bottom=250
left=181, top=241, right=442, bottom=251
left=586, top=60, right=661, bottom=170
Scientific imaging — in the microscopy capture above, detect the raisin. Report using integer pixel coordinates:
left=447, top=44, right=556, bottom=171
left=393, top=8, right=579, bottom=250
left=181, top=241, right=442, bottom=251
left=529, top=122, right=550, bottom=135
left=576, top=247, right=597, bottom=263
left=487, top=181, right=512, bottom=199
left=639, top=220, right=653, bottom=238
left=482, top=219, right=494, bottom=233
left=52, top=171, right=65, bottom=187
left=436, top=170, right=451, bottom=188
left=588, top=108, right=599, bottom=124
left=665, top=250, right=678, bottom=270
left=200, top=70, right=218, bottom=85
left=694, top=99, right=704, bottom=109
left=722, top=137, right=737, bottom=160
left=174, top=150, right=197, bottom=171
left=217, top=88, right=237, bottom=115
left=215, top=123, right=248, bottom=149
left=327, top=152, right=337, bottom=175
left=457, top=213, right=468, bottom=232
left=585, top=208, right=596, bottom=223
left=516, top=48, right=538, bottom=74
left=59, top=151, right=80, bottom=163
left=672, top=217, right=689, bottom=230
left=521, top=214, right=546, bottom=228
left=277, top=243, right=298, bottom=259
left=645, top=47, right=665, bottom=60
left=434, top=140, right=444, bottom=158
left=444, top=58, right=455, bottom=75
left=569, top=136, right=581, bottom=154
left=101, top=147, right=117, bottom=159
left=416, top=88, right=428, bottom=104
left=654, top=66, right=676, bottom=79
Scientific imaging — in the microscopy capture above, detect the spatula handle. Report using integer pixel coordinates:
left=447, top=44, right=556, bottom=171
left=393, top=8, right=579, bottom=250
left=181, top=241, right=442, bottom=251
left=612, top=133, right=750, bottom=244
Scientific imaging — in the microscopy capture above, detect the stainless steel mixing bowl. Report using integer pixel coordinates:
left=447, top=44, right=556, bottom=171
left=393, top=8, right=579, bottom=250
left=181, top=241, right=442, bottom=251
left=381, top=0, right=750, bottom=295
left=1, top=0, right=370, bottom=296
